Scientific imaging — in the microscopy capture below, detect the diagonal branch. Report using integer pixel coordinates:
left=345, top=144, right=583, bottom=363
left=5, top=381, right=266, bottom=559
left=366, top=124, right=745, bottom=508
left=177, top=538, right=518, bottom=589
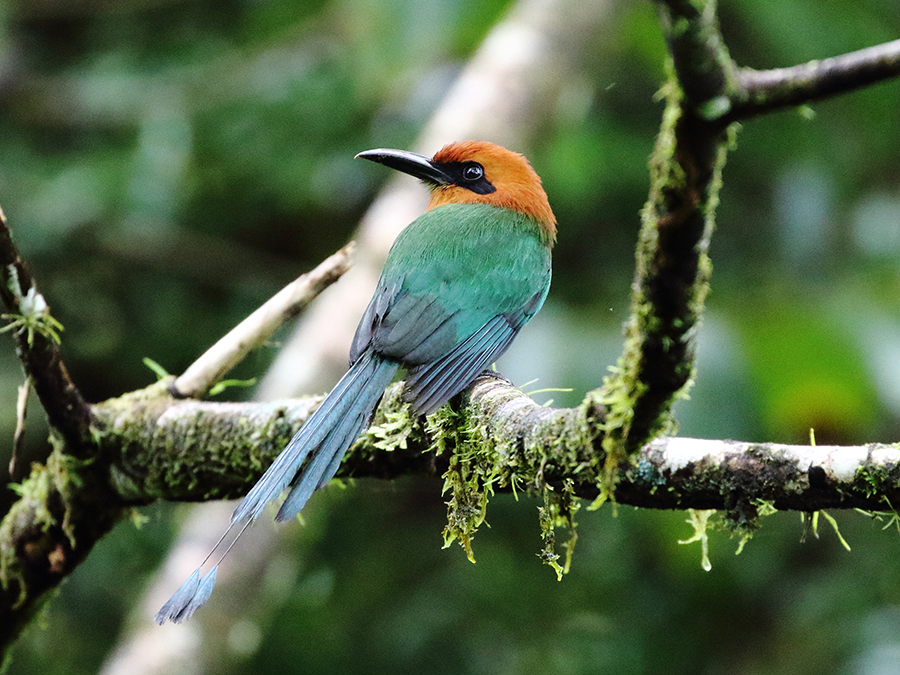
left=0, top=206, right=95, bottom=452
left=171, top=242, right=355, bottom=399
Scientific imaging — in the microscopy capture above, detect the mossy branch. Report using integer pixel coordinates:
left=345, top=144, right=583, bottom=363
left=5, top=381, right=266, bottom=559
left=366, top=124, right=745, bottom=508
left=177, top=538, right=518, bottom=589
left=0, top=432, right=123, bottom=659
left=599, top=0, right=736, bottom=480
left=600, top=1, right=900, bottom=488
left=89, top=373, right=900, bottom=515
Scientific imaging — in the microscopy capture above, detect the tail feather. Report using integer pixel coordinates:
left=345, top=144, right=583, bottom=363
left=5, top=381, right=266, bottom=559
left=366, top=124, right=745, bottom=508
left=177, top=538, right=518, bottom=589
left=233, top=351, right=398, bottom=524
left=316, top=406, right=370, bottom=489
left=277, top=358, right=393, bottom=521
left=156, top=352, right=396, bottom=625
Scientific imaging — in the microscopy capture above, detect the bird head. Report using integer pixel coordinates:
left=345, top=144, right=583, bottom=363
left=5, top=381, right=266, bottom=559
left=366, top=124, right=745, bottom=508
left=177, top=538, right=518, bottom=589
left=356, top=140, right=556, bottom=243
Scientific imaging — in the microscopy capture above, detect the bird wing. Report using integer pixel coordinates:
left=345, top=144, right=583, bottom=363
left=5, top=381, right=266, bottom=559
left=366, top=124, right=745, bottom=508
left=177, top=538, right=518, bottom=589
left=349, top=203, right=551, bottom=414
left=402, top=312, right=519, bottom=415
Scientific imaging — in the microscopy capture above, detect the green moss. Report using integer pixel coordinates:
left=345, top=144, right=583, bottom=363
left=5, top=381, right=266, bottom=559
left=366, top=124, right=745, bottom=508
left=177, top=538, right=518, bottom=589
left=425, top=385, right=604, bottom=577
left=679, top=509, right=714, bottom=571
left=1, top=465, right=53, bottom=606
left=364, top=392, right=416, bottom=453
left=436, top=404, right=501, bottom=562
left=855, top=449, right=900, bottom=498
left=538, top=479, right=580, bottom=579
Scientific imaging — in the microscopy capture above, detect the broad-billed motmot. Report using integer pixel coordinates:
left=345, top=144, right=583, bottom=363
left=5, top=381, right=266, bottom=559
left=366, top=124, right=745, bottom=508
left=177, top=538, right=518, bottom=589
left=156, top=141, right=556, bottom=624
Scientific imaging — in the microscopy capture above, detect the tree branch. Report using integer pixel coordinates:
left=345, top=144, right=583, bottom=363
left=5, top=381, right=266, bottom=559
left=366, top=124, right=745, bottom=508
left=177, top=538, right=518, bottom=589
left=92, top=373, right=900, bottom=516
left=728, top=39, right=900, bottom=122
left=171, top=242, right=355, bottom=398
left=599, top=0, right=734, bottom=475
left=0, top=421, right=122, bottom=659
left=0, top=206, right=94, bottom=451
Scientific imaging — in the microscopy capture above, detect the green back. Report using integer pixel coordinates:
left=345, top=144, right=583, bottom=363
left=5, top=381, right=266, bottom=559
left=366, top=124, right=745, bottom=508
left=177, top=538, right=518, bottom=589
left=351, top=203, right=552, bottom=365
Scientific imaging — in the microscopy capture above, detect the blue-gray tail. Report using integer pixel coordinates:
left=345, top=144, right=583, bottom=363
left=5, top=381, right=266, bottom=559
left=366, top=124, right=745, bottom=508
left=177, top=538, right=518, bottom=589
left=156, top=349, right=397, bottom=625
left=233, top=349, right=398, bottom=524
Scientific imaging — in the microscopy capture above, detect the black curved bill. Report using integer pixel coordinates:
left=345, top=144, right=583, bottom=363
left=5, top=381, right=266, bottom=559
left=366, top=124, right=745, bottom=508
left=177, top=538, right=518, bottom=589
left=355, top=148, right=453, bottom=186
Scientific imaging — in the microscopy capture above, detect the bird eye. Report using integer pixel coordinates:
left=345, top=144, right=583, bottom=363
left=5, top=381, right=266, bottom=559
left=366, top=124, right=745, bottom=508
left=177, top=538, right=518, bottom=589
left=462, top=163, right=484, bottom=182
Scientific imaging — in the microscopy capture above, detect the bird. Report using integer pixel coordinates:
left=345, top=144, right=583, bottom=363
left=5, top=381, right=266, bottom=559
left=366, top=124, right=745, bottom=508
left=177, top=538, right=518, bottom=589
left=155, top=140, right=556, bottom=624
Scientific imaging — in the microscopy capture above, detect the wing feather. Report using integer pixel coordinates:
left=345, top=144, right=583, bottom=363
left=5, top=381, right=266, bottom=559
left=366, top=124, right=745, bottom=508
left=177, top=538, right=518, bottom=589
left=405, top=314, right=518, bottom=415
left=348, top=203, right=551, bottom=413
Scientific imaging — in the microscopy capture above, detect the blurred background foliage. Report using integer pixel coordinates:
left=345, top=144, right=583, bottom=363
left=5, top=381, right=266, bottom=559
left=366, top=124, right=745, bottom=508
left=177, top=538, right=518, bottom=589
left=2, top=0, right=900, bottom=673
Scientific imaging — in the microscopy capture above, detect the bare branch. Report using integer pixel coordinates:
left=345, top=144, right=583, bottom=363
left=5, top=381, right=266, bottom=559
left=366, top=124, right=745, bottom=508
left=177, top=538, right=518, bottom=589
left=728, top=39, right=900, bottom=122
left=171, top=243, right=355, bottom=399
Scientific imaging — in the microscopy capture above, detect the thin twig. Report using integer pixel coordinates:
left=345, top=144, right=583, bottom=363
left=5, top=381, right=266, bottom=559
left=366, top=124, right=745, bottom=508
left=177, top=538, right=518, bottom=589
left=9, top=379, right=30, bottom=479
left=171, top=242, right=355, bottom=399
